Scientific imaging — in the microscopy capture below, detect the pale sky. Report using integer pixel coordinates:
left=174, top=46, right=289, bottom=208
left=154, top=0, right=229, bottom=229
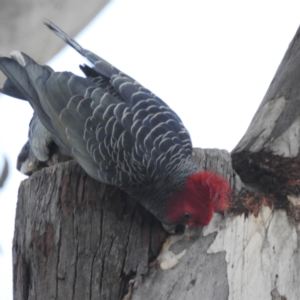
left=1, top=0, right=300, bottom=298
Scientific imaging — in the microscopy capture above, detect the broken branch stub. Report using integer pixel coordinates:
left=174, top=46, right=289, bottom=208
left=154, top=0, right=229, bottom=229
left=232, top=25, right=300, bottom=218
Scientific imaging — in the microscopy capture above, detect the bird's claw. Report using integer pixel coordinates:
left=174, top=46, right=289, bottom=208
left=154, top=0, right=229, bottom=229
left=157, top=248, right=186, bottom=270
left=156, top=234, right=186, bottom=270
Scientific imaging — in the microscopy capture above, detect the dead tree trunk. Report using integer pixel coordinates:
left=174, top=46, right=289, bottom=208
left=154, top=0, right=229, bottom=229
left=13, top=25, right=300, bottom=300
left=13, top=149, right=235, bottom=300
left=13, top=161, right=167, bottom=300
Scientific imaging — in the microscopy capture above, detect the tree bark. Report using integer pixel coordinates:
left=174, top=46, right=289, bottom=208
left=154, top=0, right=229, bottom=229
left=13, top=25, right=300, bottom=300
left=13, top=161, right=166, bottom=300
left=13, top=149, right=235, bottom=300
left=232, top=24, right=300, bottom=220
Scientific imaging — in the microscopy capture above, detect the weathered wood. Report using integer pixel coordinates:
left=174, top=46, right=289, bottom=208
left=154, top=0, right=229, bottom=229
left=222, top=24, right=300, bottom=300
left=233, top=25, right=300, bottom=158
left=13, top=161, right=166, bottom=300
left=13, top=149, right=237, bottom=300
left=204, top=207, right=300, bottom=300
left=132, top=231, right=229, bottom=300
left=232, top=25, right=300, bottom=223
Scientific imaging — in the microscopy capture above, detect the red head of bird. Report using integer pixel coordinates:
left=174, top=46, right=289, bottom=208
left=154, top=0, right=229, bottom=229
left=166, top=170, right=231, bottom=227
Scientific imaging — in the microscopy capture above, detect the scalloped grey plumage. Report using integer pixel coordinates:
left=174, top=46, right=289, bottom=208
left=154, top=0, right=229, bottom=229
left=0, top=21, right=195, bottom=224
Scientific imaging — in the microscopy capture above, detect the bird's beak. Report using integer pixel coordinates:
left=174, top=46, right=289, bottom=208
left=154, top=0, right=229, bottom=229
left=184, top=225, right=203, bottom=240
left=162, top=223, right=185, bottom=235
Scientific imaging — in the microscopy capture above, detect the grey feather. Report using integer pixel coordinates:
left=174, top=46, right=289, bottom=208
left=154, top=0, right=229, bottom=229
left=17, top=113, right=72, bottom=176
left=29, top=113, right=53, bottom=161
left=0, top=22, right=196, bottom=225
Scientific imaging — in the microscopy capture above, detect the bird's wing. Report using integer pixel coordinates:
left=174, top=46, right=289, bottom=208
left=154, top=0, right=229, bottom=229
left=0, top=23, right=194, bottom=192
left=45, top=21, right=193, bottom=162
left=45, top=20, right=126, bottom=79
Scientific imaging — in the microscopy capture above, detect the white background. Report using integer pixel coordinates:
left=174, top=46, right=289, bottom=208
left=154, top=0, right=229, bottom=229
left=1, top=0, right=300, bottom=298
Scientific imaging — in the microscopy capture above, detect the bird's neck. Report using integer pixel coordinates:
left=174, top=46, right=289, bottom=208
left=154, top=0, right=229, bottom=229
left=138, top=157, right=196, bottom=225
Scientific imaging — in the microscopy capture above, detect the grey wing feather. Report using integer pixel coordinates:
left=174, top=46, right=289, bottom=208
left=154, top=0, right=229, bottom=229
left=29, top=113, right=53, bottom=161
left=0, top=22, right=194, bottom=197
left=44, top=20, right=120, bottom=79
left=0, top=54, right=54, bottom=133
left=17, top=112, right=72, bottom=176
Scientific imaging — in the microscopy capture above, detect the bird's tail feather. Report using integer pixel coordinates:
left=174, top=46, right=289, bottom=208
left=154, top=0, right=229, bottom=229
left=44, top=20, right=123, bottom=79
left=0, top=52, right=54, bottom=132
left=0, top=56, right=38, bottom=101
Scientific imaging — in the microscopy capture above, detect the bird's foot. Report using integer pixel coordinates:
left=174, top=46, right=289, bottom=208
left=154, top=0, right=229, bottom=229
left=157, top=225, right=203, bottom=270
left=156, top=234, right=186, bottom=270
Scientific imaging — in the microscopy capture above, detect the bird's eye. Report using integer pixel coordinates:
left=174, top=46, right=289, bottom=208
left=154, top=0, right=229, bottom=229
left=184, top=212, right=192, bottom=220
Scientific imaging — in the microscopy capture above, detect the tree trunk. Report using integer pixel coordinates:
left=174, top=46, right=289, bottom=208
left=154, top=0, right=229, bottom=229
left=13, top=26, right=300, bottom=300
left=13, top=149, right=235, bottom=300
left=13, top=161, right=166, bottom=300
